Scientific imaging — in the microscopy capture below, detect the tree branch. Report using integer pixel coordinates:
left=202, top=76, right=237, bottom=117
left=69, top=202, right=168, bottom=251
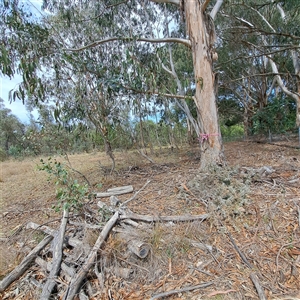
left=150, top=0, right=180, bottom=5
left=210, top=0, right=224, bottom=20
left=123, top=85, right=193, bottom=100
left=65, top=37, right=191, bottom=52
left=202, top=0, right=211, bottom=13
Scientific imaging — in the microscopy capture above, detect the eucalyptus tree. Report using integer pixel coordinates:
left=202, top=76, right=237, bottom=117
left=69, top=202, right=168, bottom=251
left=0, top=98, right=25, bottom=154
left=1, top=0, right=226, bottom=169
left=216, top=0, right=300, bottom=135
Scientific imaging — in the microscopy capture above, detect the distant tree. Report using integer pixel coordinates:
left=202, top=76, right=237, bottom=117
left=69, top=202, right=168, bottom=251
left=0, top=98, right=25, bottom=155
left=216, top=0, right=300, bottom=136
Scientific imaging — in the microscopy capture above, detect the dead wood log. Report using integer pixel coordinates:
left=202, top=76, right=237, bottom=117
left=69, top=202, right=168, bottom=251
left=96, top=186, right=133, bottom=198
left=35, top=257, right=75, bottom=281
left=26, top=221, right=83, bottom=249
left=41, top=208, right=69, bottom=300
left=150, top=281, right=214, bottom=300
left=120, top=212, right=209, bottom=223
left=63, top=211, right=119, bottom=300
left=127, top=239, right=150, bottom=258
left=26, top=221, right=56, bottom=236
left=0, top=235, right=53, bottom=292
left=114, top=227, right=150, bottom=258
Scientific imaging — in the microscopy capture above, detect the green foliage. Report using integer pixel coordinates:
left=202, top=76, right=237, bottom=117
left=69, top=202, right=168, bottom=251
left=252, top=97, right=296, bottom=135
left=38, top=158, right=89, bottom=211
left=8, top=145, right=22, bottom=157
left=0, top=99, right=25, bottom=155
left=220, top=124, right=244, bottom=140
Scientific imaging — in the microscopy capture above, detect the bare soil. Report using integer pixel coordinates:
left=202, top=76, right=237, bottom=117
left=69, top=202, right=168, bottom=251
left=0, top=139, right=300, bottom=299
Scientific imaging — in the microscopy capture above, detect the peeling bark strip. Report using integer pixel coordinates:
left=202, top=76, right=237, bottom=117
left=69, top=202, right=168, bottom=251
left=63, top=211, right=119, bottom=300
left=0, top=235, right=53, bottom=292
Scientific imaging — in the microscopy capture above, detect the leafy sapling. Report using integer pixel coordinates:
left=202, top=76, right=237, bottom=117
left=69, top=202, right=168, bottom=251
left=38, top=157, right=89, bottom=212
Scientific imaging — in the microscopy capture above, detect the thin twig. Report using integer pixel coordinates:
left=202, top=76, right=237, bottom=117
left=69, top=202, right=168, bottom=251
left=64, top=152, right=91, bottom=186
left=267, top=203, right=278, bottom=235
left=227, top=231, right=253, bottom=269
left=292, top=199, right=300, bottom=226
left=150, top=281, right=214, bottom=300
left=276, top=242, right=297, bottom=272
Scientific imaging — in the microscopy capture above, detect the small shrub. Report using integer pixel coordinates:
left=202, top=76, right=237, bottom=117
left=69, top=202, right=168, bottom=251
left=221, top=124, right=244, bottom=141
left=38, top=157, right=89, bottom=211
left=8, top=145, right=21, bottom=158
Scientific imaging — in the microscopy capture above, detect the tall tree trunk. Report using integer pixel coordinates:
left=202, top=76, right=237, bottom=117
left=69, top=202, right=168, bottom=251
left=184, top=2, right=223, bottom=168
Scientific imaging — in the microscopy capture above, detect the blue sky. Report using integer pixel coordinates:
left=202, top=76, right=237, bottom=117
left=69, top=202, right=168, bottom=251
left=0, top=76, right=34, bottom=123
left=1, top=0, right=43, bottom=123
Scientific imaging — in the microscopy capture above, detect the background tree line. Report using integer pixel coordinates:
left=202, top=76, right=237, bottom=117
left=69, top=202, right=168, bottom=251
left=0, top=0, right=299, bottom=164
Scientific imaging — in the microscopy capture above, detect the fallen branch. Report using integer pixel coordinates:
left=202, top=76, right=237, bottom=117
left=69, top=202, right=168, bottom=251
left=137, top=149, right=155, bottom=164
left=41, top=208, right=69, bottom=300
left=0, top=235, right=53, bottom=292
left=150, top=281, right=214, bottom=300
left=63, top=211, right=119, bottom=300
left=250, top=273, right=267, bottom=300
left=26, top=221, right=84, bottom=249
left=35, top=257, right=75, bottom=281
left=120, top=212, right=209, bottom=223
left=228, top=231, right=253, bottom=269
left=121, top=180, right=151, bottom=207
left=96, top=186, right=134, bottom=198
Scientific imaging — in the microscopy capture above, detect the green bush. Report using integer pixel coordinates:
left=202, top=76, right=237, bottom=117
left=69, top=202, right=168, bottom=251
left=8, top=145, right=21, bottom=158
left=221, top=124, right=244, bottom=140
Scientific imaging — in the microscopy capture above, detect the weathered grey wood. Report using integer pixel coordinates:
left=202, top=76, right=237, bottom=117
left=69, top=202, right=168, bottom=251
left=35, top=257, right=75, bottom=281
left=26, top=221, right=81, bottom=248
left=96, top=186, right=133, bottom=198
left=107, top=185, right=133, bottom=192
left=41, top=208, right=69, bottom=300
left=250, top=273, right=267, bottom=300
left=115, top=227, right=150, bottom=258
left=0, top=235, right=53, bottom=292
left=110, top=195, right=120, bottom=206
left=63, top=211, right=119, bottom=300
left=26, top=221, right=56, bottom=236
left=120, top=212, right=209, bottom=223
left=127, top=239, right=150, bottom=258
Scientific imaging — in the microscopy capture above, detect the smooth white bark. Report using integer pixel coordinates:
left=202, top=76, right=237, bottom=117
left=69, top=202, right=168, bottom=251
left=66, top=37, right=191, bottom=52
left=150, top=0, right=180, bottom=5
left=210, top=0, right=224, bottom=20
